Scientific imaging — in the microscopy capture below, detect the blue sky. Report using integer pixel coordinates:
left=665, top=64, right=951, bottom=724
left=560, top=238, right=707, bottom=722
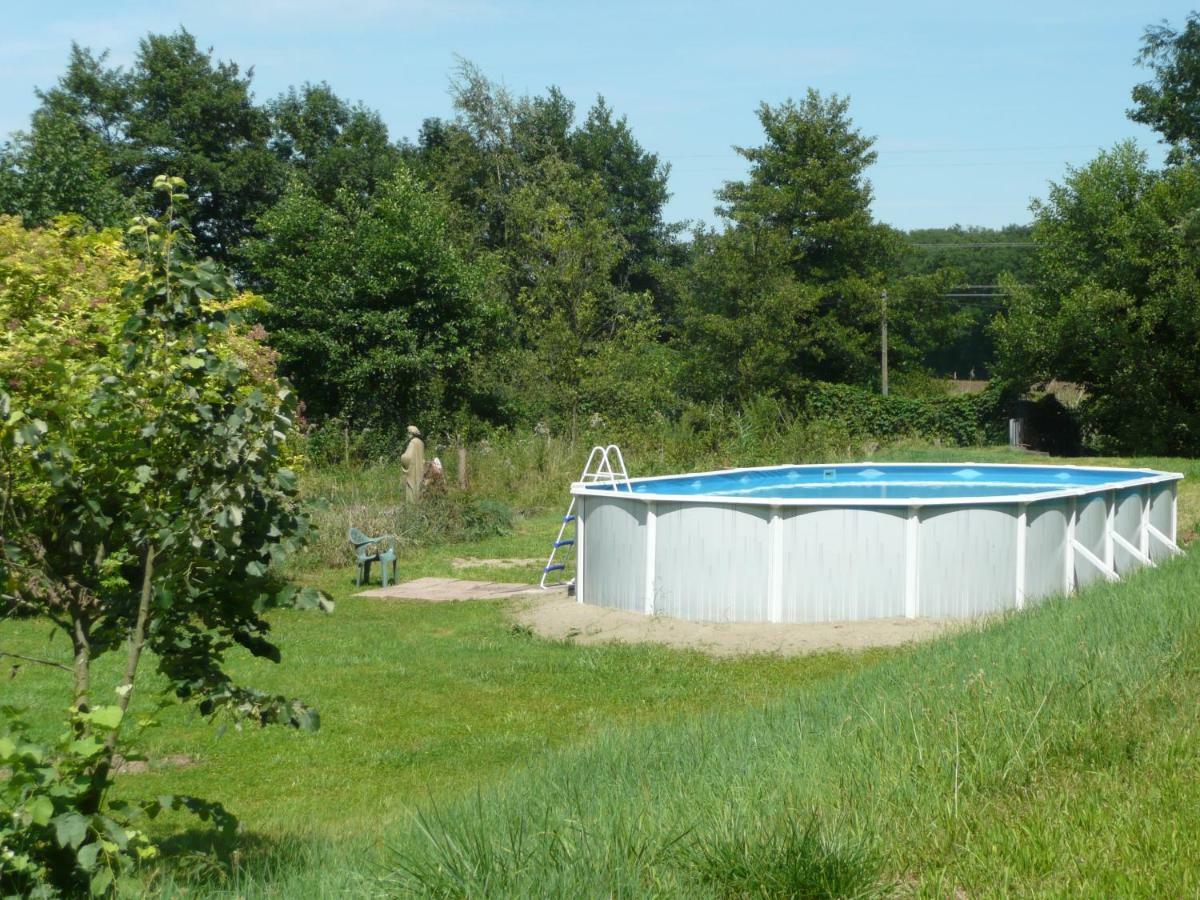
left=0, top=1, right=1189, bottom=229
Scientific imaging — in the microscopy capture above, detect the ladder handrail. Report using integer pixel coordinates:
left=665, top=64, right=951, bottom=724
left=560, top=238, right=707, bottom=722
left=541, top=444, right=630, bottom=589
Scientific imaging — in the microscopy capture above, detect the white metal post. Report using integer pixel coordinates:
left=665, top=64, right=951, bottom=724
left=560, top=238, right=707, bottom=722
left=768, top=507, right=783, bottom=623
left=904, top=506, right=920, bottom=619
left=1140, top=485, right=1151, bottom=562
left=643, top=501, right=657, bottom=616
left=1172, top=486, right=1178, bottom=544
left=1104, top=491, right=1115, bottom=574
left=1015, top=503, right=1027, bottom=610
left=575, top=498, right=585, bottom=604
left=1064, top=497, right=1076, bottom=595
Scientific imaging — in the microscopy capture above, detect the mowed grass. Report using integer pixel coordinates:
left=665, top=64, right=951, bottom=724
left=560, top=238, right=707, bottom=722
left=0, top=511, right=887, bottom=844
left=3, top=446, right=1198, bottom=895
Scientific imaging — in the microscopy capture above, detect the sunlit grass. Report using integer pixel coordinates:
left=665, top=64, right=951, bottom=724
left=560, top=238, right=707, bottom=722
left=4, top=443, right=1196, bottom=895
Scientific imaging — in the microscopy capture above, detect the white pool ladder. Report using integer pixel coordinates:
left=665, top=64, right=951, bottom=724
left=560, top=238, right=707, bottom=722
left=541, top=445, right=632, bottom=590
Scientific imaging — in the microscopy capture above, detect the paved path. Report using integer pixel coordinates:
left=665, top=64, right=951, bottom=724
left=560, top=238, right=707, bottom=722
left=356, top=576, right=546, bottom=602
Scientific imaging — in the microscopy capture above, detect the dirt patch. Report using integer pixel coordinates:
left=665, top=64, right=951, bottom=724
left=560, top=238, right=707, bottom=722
left=512, top=595, right=960, bottom=657
left=357, top=576, right=541, bottom=601
left=113, top=753, right=198, bottom=775
left=452, top=557, right=543, bottom=570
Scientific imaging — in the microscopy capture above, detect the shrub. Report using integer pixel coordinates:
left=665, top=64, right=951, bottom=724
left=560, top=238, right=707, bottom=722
left=802, top=381, right=1008, bottom=446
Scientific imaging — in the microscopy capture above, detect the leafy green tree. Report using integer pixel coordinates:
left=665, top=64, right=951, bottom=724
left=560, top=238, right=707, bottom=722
left=893, top=225, right=1037, bottom=377
left=245, top=166, right=494, bottom=431
left=993, top=142, right=1200, bottom=453
left=19, top=30, right=281, bottom=260
left=0, top=178, right=328, bottom=894
left=402, top=62, right=680, bottom=430
left=1130, top=12, right=1200, bottom=163
left=0, top=108, right=127, bottom=226
left=717, top=92, right=894, bottom=282
left=569, top=97, right=675, bottom=298
left=268, top=82, right=401, bottom=203
left=898, top=224, right=1036, bottom=284
left=682, top=91, right=901, bottom=400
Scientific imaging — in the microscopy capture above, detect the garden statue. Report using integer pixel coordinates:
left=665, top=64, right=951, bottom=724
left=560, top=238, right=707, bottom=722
left=400, top=424, right=426, bottom=503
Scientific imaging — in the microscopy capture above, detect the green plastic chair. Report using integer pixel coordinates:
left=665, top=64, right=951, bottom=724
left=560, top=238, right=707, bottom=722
left=348, top=528, right=396, bottom=587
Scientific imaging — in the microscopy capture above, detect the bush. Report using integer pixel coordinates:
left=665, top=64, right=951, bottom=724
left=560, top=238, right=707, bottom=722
left=293, top=468, right=515, bottom=570
left=802, top=381, right=1008, bottom=446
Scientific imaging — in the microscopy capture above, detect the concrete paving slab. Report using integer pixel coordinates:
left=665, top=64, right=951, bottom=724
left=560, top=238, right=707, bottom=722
left=355, top=576, right=547, bottom=602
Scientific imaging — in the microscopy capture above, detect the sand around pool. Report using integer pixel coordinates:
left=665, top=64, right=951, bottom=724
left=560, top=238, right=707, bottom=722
left=512, top=595, right=960, bottom=657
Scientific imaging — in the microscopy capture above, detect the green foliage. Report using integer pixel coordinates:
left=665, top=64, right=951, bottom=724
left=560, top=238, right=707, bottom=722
left=404, top=62, right=678, bottom=431
left=20, top=31, right=281, bottom=260
left=0, top=705, right=234, bottom=896
left=246, top=166, right=494, bottom=431
left=1, top=177, right=329, bottom=895
left=0, top=216, right=138, bottom=405
left=896, top=225, right=1037, bottom=377
left=898, top=224, right=1036, bottom=285
left=267, top=83, right=401, bottom=204
left=716, top=91, right=891, bottom=281
left=681, top=92, right=938, bottom=401
left=567, top=96, right=675, bottom=297
left=0, top=109, right=128, bottom=227
left=1130, top=12, right=1200, bottom=163
left=993, top=142, right=1200, bottom=453
left=802, top=381, right=1007, bottom=446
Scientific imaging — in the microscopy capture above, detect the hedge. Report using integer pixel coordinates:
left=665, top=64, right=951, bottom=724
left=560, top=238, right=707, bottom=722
left=802, top=382, right=1008, bottom=447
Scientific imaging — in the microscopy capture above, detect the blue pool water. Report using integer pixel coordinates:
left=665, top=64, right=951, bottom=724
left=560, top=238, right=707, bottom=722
left=596, top=464, right=1160, bottom=501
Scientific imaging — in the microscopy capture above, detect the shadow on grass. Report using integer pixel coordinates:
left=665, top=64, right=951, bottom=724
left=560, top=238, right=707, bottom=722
left=154, top=826, right=329, bottom=893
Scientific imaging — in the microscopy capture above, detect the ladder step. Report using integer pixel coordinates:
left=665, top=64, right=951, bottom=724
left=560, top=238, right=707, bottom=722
left=543, top=563, right=566, bottom=573
left=553, top=539, right=574, bottom=548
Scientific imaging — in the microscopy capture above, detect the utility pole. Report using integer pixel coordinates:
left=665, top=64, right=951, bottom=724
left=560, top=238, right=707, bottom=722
left=880, top=288, right=889, bottom=396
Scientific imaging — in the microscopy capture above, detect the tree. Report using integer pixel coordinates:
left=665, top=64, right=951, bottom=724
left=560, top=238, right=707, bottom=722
left=0, top=179, right=329, bottom=894
left=894, top=224, right=1037, bottom=377
left=992, top=142, right=1200, bottom=453
left=569, top=97, right=674, bottom=298
left=682, top=92, right=901, bottom=400
left=402, top=62, right=680, bottom=430
left=1130, top=12, right=1200, bottom=163
left=0, top=108, right=127, bottom=226
left=267, top=83, right=401, bottom=204
left=245, top=166, right=495, bottom=431
left=19, top=30, right=281, bottom=260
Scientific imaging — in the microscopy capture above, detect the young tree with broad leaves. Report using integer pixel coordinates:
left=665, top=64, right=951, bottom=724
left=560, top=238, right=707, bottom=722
left=0, top=177, right=329, bottom=895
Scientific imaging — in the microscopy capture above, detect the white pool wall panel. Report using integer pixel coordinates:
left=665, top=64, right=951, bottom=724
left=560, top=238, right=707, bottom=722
left=778, top=507, right=908, bottom=622
left=575, top=465, right=1182, bottom=624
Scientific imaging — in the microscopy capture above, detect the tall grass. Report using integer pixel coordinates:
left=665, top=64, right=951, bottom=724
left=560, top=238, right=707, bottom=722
left=378, top=550, right=1200, bottom=895
left=294, top=405, right=893, bottom=568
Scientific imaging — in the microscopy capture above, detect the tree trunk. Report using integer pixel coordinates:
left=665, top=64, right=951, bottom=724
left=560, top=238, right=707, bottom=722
left=71, top=612, right=91, bottom=715
left=81, top=545, right=156, bottom=815
left=106, top=544, right=156, bottom=750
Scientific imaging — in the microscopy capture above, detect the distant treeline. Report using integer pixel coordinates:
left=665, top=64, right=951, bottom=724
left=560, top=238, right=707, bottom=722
left=3, top=16, right=1199, bottom=454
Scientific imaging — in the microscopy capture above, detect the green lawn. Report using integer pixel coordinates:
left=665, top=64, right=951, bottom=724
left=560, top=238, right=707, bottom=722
left=3, top=446, right=1198, bottom=895
left=1, top=514, right=888, bottom=843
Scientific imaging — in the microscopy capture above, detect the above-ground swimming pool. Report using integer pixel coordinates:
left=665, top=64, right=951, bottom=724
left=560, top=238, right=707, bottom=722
left=572, top=462, right=1183, bottom=623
